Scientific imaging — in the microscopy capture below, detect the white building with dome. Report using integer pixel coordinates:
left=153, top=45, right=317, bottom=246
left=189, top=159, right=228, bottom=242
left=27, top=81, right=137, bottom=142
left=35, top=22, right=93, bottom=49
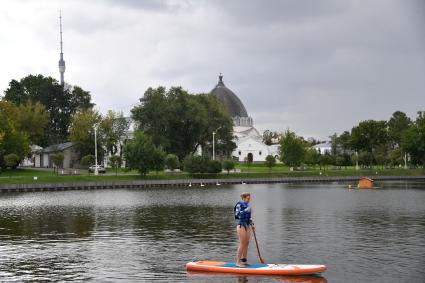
left=210, top=74, right=279, bottom=162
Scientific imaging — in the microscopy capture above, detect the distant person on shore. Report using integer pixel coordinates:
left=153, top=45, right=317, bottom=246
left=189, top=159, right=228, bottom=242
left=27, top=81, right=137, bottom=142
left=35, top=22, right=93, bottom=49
left=233, top=192, right=252, bottom=267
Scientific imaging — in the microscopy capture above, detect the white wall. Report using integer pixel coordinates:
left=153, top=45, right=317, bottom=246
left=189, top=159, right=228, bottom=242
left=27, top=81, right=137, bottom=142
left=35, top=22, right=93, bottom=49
left=233, top=137, right=270, bottom=162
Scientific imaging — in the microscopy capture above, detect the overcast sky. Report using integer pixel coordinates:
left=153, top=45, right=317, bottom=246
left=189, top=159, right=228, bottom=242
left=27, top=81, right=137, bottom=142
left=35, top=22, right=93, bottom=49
left=1, top=0, right=424, bottom=139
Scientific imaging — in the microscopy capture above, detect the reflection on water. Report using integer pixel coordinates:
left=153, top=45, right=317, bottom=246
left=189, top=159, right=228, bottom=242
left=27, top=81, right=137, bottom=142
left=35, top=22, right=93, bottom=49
left=187, top=272, right=328, bottom=283
left=0, top=181, right=424, bottom=282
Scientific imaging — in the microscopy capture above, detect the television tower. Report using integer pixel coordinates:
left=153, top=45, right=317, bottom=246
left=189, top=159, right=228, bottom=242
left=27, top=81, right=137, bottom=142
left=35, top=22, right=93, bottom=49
left=58, top=10, right=66, bottom=85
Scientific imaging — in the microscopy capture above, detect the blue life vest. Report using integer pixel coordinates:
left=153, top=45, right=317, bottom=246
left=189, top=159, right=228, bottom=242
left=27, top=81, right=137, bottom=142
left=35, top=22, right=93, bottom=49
left=233, top=201, right=251, bottom=224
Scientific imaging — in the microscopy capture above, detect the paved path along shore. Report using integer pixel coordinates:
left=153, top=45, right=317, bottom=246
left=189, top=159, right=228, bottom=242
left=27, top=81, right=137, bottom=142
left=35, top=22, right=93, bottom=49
left=1, top=175, right=424, bottom=193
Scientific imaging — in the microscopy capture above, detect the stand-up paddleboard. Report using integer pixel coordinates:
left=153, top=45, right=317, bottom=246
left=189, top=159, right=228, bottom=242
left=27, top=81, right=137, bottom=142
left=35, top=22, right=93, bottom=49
left=186, top=261, right=327, bottom=275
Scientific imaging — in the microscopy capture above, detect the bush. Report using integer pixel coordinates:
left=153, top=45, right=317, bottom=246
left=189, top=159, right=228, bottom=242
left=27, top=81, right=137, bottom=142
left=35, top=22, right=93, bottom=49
left=124, top=131, right=163, bottom=176
left=109, top=155, right=122, bottom=175
left=152, top=148, right=166, bottom=174
left=320, top=154, right=334, bottom=170
left=265, top=155, right=276, bottom=171
left=222, top=159, right=235, bottom=174
left=165, top=154, right=180, bottom=170
left=4, top=153, right=19, bottom=169
left=183, top=155, right=222, bottom=175
left=208, top=160, right=222, bottom=174
left=51, top=153, right=65, bottom=169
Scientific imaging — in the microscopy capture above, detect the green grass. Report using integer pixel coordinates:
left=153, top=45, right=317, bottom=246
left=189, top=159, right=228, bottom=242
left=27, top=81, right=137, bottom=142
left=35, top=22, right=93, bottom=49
left=0, top=167, right=423, bottom=185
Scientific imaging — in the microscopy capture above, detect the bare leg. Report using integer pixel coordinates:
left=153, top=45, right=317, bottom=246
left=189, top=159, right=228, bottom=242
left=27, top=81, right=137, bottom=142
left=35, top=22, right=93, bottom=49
left=242, top=226, right=251, bottom=262
left=236, top=225, right=250, bottom=266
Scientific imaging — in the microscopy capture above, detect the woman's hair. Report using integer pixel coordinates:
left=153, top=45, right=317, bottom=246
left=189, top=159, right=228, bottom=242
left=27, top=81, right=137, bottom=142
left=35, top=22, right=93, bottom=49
left=240, top=192, right=251, bottom=199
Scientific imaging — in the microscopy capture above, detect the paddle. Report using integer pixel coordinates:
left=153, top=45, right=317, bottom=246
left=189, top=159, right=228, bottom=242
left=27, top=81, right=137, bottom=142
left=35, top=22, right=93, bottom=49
left=251, top=224, right=266, bottom=264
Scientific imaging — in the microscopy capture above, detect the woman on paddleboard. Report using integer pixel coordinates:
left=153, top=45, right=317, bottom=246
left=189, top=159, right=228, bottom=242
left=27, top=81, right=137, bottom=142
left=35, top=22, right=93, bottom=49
left=234, top=192, right=252, bottom=267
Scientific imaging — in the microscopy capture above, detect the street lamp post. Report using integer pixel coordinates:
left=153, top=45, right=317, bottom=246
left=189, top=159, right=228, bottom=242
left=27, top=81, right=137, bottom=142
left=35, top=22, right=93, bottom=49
left=212, top=126, right=222, bottom=161
left=94, top=125, right=98, bottom=176
left=212, top=131, right=216, bottom=161
left=355, top=151, right=359, bottom=171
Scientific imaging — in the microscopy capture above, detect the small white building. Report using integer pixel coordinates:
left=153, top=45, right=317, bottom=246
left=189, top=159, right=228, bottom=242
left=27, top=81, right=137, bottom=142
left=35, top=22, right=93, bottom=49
left=33, top=142, right=79, bottom=168
left=20, top=145, right=43, bottom=167
left=313, top=142, right=332, bottom=154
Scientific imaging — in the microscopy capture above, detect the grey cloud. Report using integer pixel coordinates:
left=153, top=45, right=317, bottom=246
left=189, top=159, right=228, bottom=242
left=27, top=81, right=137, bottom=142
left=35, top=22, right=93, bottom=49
left=209, top=0, right=349, bottom=26
left=1, top=0, right=424, bottom=140
left=101, top=0, right=190, bottom=13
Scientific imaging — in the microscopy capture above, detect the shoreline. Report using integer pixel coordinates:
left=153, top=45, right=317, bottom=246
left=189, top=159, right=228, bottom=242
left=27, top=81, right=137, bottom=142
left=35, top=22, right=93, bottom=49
left=1, top=175, right=424, bottom=193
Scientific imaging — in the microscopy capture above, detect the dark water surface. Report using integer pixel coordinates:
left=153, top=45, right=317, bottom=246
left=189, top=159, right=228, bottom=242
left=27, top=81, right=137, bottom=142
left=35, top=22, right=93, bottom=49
left=0, top=181, right=424, bottom=282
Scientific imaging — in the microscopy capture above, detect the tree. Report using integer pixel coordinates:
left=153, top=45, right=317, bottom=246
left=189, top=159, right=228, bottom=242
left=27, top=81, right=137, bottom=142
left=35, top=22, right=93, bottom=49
left=388, top=149, right=404, bottom=168
left=124, top=131, right=159, bottom=176
left=320, top=154, right=333, bottom=170
left=165, top=154, right=180, bottom=171
left=265, top=155, right=276, bottom=172
left=183, top=155, right=202, bottom=175
left=152, top=148, right=166, bottom=174
left=3, top=75, right=94, bottom=146
left=131, top=86, right=235, bottom=160
left=374, top=144, right=388, bottom=169
left=17, top=102, right=49, bottom=145
left=0, top=103, right=30, bottom=168
left=69, top=109, right=103, bottom=160
left=109, top=155, right=122, bottom=176
left=81, top=155, right=95, bottom=171
left=335, top=155, right=345, bottom=169
left=222, top=159, right=235, bottom=174
left=358, top=151, right=373, bottom=167
left=339, top=131, right=352, bottom=152
left=350, top=153, right=358, bottom=169
left=101, top=110, right=130, bottom=156
left=50, top=153, right=64, bottom=173
left=0, top=100, right=49, bottom=146
left=388, top=111, right=411, bottom=148
left=194, top=94, right=236, bottom=158
left=341, top=153, right=352, bottom=168
left=279, top=130, right=306, bottom=168
left=4, top=153, right=19, bottom=169
left=305, top=148, right=320, bottom=168
left=329, top=133, right=339, bottom=156
left=350, top=120, right=388, bottom=166
left=402, top=111, right=425, bottom=169
left=263, top=130, right=279, bottom=145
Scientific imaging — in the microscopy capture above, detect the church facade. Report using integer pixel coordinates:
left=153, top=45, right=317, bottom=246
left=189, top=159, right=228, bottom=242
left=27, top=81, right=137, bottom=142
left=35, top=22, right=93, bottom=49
left=211, top=75, right=279, bottom=162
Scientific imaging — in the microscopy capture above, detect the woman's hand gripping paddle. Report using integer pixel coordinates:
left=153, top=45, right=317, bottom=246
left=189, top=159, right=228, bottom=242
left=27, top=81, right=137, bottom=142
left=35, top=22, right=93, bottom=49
left=251, top=224, right=266, bottom=264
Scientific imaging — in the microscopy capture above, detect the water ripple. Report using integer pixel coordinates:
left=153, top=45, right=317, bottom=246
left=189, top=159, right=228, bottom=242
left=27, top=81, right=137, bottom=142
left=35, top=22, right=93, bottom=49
left=0, top=181, right=424, bottom=282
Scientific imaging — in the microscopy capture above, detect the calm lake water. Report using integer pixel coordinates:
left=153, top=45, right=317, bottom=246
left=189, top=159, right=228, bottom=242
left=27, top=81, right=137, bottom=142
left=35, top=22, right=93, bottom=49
left=0, top=181, right=424, bottom=282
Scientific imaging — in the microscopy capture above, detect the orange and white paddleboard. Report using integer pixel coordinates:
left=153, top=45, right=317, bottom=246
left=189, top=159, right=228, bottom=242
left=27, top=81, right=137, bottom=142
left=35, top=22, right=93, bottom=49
left=186, top=261, right=327, bottom=275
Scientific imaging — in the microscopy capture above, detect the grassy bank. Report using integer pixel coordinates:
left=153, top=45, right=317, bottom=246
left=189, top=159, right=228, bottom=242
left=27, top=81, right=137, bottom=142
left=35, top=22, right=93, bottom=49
left=0, top=167, right=423, bottom=185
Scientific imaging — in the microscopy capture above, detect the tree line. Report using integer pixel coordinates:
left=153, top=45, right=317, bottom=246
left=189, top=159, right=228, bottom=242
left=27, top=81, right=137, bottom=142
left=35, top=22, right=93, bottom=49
left=124, top=86, right=236, bottom=176
left=2, top=74, right=424, bottom=174
left=0, top=75, right=94, bottom=168
left=0, top=75, right=236, bottom=175
left=275, top=111, right=425, bottom=170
